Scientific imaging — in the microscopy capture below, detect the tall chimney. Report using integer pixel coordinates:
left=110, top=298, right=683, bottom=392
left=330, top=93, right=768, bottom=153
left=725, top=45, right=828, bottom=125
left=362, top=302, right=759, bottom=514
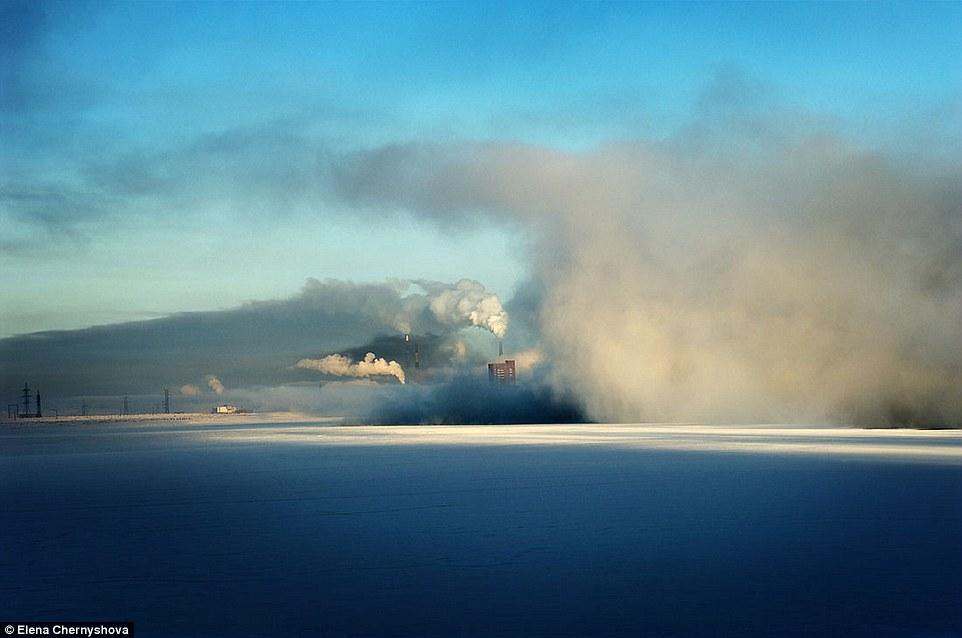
left=498, top=340, right=504, bottom=357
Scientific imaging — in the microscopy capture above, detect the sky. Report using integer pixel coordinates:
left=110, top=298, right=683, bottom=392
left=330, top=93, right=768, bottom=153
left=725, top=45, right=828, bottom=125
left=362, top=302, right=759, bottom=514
left=2, top=1, right=961, bottom=425
left=3, top=1, right=960, bottom=335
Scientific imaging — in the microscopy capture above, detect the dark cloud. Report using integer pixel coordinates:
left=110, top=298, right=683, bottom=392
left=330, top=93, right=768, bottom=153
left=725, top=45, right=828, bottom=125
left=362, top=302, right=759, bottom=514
left=0, top=278, right=514, bottom=401
left=0, top=280, right=400, bottom=399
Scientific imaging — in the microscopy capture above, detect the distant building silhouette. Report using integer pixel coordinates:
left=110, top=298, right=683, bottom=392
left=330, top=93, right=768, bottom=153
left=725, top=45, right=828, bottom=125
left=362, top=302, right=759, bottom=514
left=488, top=360, right=516, bottom=384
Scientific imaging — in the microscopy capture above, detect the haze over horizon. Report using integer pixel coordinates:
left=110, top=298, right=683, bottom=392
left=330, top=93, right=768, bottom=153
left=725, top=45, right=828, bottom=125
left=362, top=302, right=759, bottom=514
left=3, top=1, right=961, bottom=426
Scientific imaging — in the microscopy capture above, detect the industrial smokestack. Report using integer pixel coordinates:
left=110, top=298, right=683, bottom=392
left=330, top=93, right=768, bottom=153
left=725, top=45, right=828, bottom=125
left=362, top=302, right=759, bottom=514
left=498, top=340, right=503, bottom=357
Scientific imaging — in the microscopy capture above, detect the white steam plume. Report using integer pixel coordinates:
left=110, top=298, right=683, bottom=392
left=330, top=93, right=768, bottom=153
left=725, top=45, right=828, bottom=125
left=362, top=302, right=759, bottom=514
left=296, top=352, right=406, bottom=384
left=417, top=279, right=509, bottom=338
left=180, top=384, right=201, bottom=396
left=206, top=375, right=226, bottom=395
left=280, top=277, right=507, bottom=338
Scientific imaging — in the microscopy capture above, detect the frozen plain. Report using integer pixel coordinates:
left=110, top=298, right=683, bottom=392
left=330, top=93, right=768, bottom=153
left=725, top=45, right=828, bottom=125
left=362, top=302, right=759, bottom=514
left=2, top=420, right=960, bottom=637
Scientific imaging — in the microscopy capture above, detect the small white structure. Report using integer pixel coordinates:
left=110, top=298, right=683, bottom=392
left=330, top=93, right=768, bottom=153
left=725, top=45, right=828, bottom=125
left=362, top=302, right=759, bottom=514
left=214, top=404, right=238, bottom=414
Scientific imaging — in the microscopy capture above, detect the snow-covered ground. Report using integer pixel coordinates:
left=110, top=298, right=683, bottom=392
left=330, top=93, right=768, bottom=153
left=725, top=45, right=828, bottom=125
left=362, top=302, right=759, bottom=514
left=2, top=421, right=960, bottom=637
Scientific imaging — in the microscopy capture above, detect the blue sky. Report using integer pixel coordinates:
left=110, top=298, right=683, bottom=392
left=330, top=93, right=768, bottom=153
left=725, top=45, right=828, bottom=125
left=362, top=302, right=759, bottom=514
left=2, top=0, right=961, bottom=337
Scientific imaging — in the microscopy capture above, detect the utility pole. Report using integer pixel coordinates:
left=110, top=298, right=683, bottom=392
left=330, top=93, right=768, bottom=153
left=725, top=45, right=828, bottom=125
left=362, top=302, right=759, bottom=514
left=164, top=388, right=170, bottom=414
left=81, top=399, right=87, bottom=417
left=22, top=382, right=31, bottom=417
left=123, top=394, right=129, bottom=416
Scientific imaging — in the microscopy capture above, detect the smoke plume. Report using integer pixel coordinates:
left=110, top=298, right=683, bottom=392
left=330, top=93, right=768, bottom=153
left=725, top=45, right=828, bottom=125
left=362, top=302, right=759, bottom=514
left=416, top=279, right=509, bottom=338
left=296, top=352, right=406, bottom=384
left=331, top=125, right=962, bottom=426
left=206, top=375, right=225, bottom=395
left=510, top=349, right=546, bottom=375
left=284, top=277, right=507, bottom=338
left=180, top=384, right=200, bottom=396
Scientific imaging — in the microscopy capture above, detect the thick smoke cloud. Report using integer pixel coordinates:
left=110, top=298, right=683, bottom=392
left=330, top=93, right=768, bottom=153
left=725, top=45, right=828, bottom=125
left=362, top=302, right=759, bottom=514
left=330, top=129, right=962, bottom=426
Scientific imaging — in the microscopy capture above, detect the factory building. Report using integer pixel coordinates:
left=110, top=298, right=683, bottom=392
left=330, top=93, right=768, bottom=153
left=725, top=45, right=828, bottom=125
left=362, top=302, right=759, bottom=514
left=488, top=360, right=516, bottom=384
left=214, top=404, right=238, bottom=414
